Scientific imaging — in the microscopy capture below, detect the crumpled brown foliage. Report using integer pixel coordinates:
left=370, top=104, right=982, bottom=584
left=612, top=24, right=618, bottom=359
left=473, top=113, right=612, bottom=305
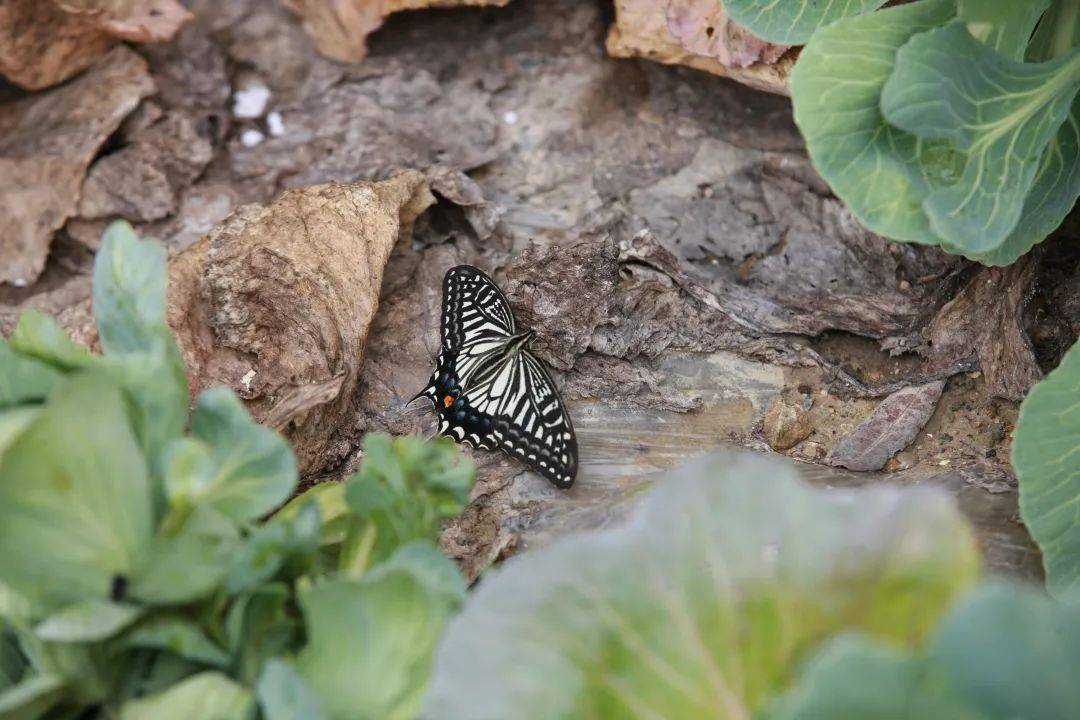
left=284, top=0, right=511, bottom=63
left=665, top=0, right=790, bottom=68
left=0, top=47, right=155, bottom=286
left=607, top=0, right=795, bottom=96
left=0, top=0, right=190, bottom=90
left=167, top=172, right=436, bottom=475
left=924, top=258, right=1042, bottom=401
left=79, top=110, right=214, bottom=223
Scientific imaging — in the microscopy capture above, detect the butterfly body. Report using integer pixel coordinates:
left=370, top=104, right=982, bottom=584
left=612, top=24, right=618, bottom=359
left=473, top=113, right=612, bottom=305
left=413, top=266, right=578, bottom=488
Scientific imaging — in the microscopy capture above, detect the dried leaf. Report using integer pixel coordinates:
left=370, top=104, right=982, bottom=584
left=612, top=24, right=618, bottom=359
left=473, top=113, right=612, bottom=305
left=0, top=0, right=115, bottom=90
left=925, top=258, right=1042, bottom=401
left=666, top=0, right=790, bottom=68
left=830, top=381, right=946, bottom=472
left=283, top=0, right=512, bottom=64
left=0, top=47, right=155, bottom=286
left=60, top=0, right=194, bottom=43
left=79, top=111, right=214, bottom=223
left=606, top=0, right=795, bottom=96
left=166, top=172, right=436, bottom=475
left=0, top=0, right=190, bottom=90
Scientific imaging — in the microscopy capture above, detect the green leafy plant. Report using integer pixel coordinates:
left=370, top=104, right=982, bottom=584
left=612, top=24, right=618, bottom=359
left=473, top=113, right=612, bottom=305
left=750, top=0, right=1080, bottom=265
left=0, top=222, right=475, bottom=719
left=768, top=582, right=1080, bottom=719
left=1014, top=340, right=1080, bottom=602
left=425, top=452, right=981, bottom=719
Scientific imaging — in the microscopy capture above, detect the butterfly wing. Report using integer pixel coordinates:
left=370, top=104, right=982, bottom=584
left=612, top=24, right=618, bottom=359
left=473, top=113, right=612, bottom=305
left=442, top=266, right=517, bottom=385
left=463, top=350, right=578, bottom=488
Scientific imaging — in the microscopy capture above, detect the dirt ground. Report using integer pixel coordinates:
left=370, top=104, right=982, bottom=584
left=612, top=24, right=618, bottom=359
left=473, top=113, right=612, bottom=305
left=4, top=0, right=1077, bottom=582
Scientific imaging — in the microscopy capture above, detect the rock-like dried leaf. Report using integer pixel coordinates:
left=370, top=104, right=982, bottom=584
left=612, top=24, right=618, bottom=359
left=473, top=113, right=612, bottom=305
left=830, top=381, right=945, bottom=472
left=167, top=173, right=436, bottom=475
left=0, top=0, right=190, bottom=90
left=666, top=0, right=790, bottom=68
left=284, top=0, right=511, bottom=64
left=0, top=47, right=154, bottom=285
left=606, top=0, right=794, bottom=96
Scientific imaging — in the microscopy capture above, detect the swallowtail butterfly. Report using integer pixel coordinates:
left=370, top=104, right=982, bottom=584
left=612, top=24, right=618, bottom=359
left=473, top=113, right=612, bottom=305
left=412, top=265, right=578, bottom=488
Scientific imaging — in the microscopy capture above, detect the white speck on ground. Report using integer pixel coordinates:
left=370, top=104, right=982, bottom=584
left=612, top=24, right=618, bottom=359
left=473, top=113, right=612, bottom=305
left=241, top=129, right=265, bottom=147
left=242, top=368, right=257, bottom=391
left=233, top=84, right=270, bottom=118
left=267, top=111, right=286, bottom=136
left=502, top=110, right=519, bottom=125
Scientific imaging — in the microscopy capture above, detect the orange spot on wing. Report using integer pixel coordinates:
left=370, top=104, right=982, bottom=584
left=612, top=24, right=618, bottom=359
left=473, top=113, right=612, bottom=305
left=443, top=395, right=455, bottom=408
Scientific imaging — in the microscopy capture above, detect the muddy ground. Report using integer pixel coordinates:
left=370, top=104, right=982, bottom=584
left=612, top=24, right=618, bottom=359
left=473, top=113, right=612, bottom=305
left=4, top=0, right=1078, bottom=582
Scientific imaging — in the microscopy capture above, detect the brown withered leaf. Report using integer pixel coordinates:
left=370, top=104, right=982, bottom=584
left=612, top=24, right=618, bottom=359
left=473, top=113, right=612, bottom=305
left=79, top=110, right=214, bottom=223
left=166, top=172, right=437, bottom=475
left=0, top=47, right=155, bottom=286
left=606, top=0, right=795, bottom=96
left=56, top=0, right=193, bottom=43
left=830, top=381, right=945, bottom=472
left=283, top=0, right=512, bottom=64
left=666, top=0, right=790, bottom=68
left=924, top=258, right=1042, bottom=401
left=0, top=0, right=190, bottom=90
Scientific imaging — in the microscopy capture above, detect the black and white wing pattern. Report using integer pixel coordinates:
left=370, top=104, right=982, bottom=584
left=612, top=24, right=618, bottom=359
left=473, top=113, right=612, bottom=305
left=440, top=265, right=515, bottom=386
left=412, top=265, right=579, bottom=488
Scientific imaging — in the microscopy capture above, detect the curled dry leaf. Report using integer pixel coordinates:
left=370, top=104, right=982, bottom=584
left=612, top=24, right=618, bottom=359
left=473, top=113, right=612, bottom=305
left=56, top=0, right=194, bottom=43
left=79, top=110, right=215, bottom=223
left=607, top=0, right=795, bottom=96
left=0, top=0, right=190, bottom=90
left=666, top=0, right=790, bottom=68
left=830, top=381, right=946, bottom=472
left=284, top=0, right=512, bottom=64
left=924, top=258, right=1043, bottom=401
left=0, top=47, right=155, bottom=286
left=166, top=172, right=437, bottom=475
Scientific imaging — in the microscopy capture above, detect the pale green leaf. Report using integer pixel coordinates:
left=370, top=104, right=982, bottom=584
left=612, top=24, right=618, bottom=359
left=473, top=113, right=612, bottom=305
left=35, top=599, right=143, bottom=643
left=225, top=583, right=296, bottom=687
left=970, top=95, right=1080, bottom=265
left=93, top=221, right=168, bottom=357
left=0, top=341, right=61, bottom=409
left=225, top=502, right=320, bottom=594
left=882, top=21, right=1080, bottom=253
left=126, top=617, right=231, bottom=668
left=298, top=572, right=453, bottom=720
left=257, top=658, right=329, bottom=720
left=425, top=452, right=980, bottom=720
left=99, top=342, right=189, bottom=480
left=766, top=636, right=982, bottom=720
left=367, top=541, right=467, bottom=609
left=7, top=311, right=94, bottom=371
left=188, top=387, right=298, bottom=523
left=958, top=0, right=1050, bottom=60
left=119, top=671, right=254, bottom=720
left=0, top=375, right=154, bottom=612
left=791, top=0, right=957, bottom=245
left=771, top=582, right=1080, bottom=720
left=345, top=434, right=474, bottom=565
left=0, top=407, right=40, bottom=464
left=1028, top=0, right=1080, bottom=61
left=1014, top=341, right=1080, bottom=601
left=129, top=505, right=239, bottom=605
left=276, top=481, right=350, bottom=546
left=723, top=0, right=887, bottom=45
left=0, top=674, right=67, bottom=720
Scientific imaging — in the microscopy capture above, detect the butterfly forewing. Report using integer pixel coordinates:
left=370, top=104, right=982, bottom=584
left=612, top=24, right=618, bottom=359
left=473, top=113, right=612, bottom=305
left=420, top=265, right=579, bottom=488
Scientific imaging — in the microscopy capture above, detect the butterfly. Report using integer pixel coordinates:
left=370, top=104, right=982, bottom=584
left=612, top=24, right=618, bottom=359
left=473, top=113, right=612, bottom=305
left=411, top=265, right=578, bottom=488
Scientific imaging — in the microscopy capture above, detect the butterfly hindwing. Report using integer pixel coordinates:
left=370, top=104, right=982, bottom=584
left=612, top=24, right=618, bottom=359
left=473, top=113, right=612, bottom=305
left=487, top=352, right=577, bottom=488
left=419, top=265, right=579, bottom=488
